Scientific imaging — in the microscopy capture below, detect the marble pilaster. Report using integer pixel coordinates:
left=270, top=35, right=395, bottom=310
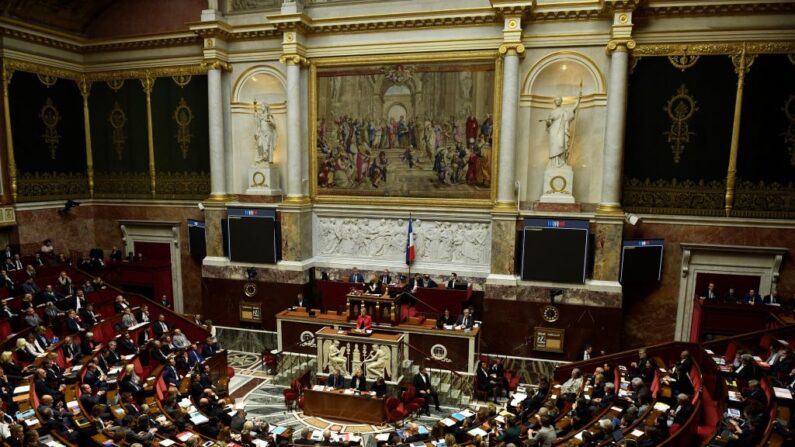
left=203, top=204, right=226, bottom=258
left=202, top=264, right=310, bottom=284
left=591, top=219, right=623, bottom=281
left=487, top=283, right=622, bottom=308
left=280, top=207, right=313, bottom=262
left=490, top=216, right=518, bottom=276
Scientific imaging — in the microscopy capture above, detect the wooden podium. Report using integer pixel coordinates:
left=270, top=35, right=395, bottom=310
left=346, top=291, right=400, bottom=326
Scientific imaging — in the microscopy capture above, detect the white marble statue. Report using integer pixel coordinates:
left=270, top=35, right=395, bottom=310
left=253, top=101, right=276, bottom=165
left=542, top=85, right=582, bottom=168
left=364, top=344, right=390, bottom=379
left=326, top=340, right=347, bottom=374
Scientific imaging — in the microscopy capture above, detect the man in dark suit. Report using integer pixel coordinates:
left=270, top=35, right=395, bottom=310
left=21, top=278, right=41, bottom=297
left=409, top=273, right=424, bottom=292
left=763, top=290, right=780, bottom=305
left=79, top=304, right=99, bottom=328
left=110, top=246, right=123, bottom=262
left=83, top=363, right=108, bottom=391
left=414, top=367, right=440, bottom=413
left=151, top=341, right=168, bottom=364
left=724, top=287, right=740, bottom=303
left=163, top=358, right=181, bottom=387
left=66, top=311, right=84, bottom=333
left=295, top=293, right=309, bottom=308
left=446, top=272, right=462, bottom=289
left=153, top=314, right=169, bottom=337
left=371, top=377, right=387, bottom=397
left=350, top=369, right=367, bottom=391
left=41, top=285, right=62, bottom=304
left=0, top=271, right=14, bottom=294
left=79, top=384, right=102, bottom=412
left=742, top=379, right=768, bottom=407
left=436, top=309, right=456, bottom=329
left=379, top=270, right=392, bottom=286
left=349, top=268, right=365, bottom=284
left=670, top=393, right=694, bottom=425
left=742, top=289, right=762, bottom=305
left=118, top=333, right=139, bottom=355
left=327, top=371, right=345, bottom=389
left=701, top=282, right=719, bottom=300
left=62, top=336, right=80, bottom=363
left=455, top=308, right=474, bottom=329
left=34, top=369, right=64, bottom=402
left=422, top=274, right=438, bottom=288
left=80, top=332, right=97, bottom=356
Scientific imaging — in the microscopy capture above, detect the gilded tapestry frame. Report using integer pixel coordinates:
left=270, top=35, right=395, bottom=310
left=309, top=50, right=502, bottom=208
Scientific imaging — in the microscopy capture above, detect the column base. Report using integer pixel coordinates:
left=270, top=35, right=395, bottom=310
left=596, top=203, right=623, bottom=215
left=284, top=195, right=311, bottom=205
left=493, top=201, right=517, bottom=213
left=206, top=193, right=234, bottom=202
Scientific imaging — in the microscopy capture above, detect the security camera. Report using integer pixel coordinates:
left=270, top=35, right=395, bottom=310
left=198, top=202, right=205, bottom=211
left=624, top=213, right=640, bottom=226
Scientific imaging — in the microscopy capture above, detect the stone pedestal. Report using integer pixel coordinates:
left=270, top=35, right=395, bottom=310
left=539, top=163, right=575, bottom=204
left=245, top=164, right=282, bottom=196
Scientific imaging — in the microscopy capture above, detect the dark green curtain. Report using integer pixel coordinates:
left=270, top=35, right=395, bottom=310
left=89, top=79, right=149, bottom=174
left=734, top=54, right=795, bottom=214
left=623, top=56, right=738, bottom=214
left=151, top=75, right=210, bottom=173
left=8, top=71, right=88, bottom=200
left=8, top=72, right=87, bottom=173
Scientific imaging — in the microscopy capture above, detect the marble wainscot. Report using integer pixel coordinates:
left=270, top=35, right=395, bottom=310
left=202, top=263, right=310, bottom=284
left=216, top=326, right=277, bottom=354
left=485, top=282, right=622, bottom=308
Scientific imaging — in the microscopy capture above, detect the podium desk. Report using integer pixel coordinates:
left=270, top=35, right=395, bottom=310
left=346, top=292, right=400, bottom=326
left=303, top=388, right=386, bottom=424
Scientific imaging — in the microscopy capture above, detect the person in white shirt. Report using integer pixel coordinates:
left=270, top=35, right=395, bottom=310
left=560, top=368, right=584, bottom=395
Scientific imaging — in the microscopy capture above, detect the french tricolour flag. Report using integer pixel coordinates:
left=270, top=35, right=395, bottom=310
left=406, top=218, right=415, bottom=265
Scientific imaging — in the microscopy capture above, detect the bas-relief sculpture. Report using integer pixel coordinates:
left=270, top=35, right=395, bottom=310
left=315, top=216, right=491, bottom=266
left=315, top=62, right=494, bottom=200
left=319, top=338, right=397, bottom=379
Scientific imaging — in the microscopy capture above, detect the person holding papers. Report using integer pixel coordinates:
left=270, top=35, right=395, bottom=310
left=356, top=307, right=372, bottom=332
left=454, top=308, right=474, bottom=330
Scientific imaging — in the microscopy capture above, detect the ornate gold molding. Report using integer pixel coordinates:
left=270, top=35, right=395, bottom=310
left=607, top=38, right=636, bottom=53
left=201, top=60, right=232, bottom=72
left=636, top=1, right=795, bottom=18
left=93, top=172, right=150, bottom=199
left=498, top=43, right=526, bottom=57
left=2, top=58, right=209, bottom=82
left=632, top=41, right=795, bottom=56
left=155, top=171, right=211, bottom=199
left=17, top=172, right=88, bottom=202
left=278, top=54, right=309, bottom=66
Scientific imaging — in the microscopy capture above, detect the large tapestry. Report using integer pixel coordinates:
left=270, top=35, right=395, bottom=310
left=314, top=61, right=495, bottom=201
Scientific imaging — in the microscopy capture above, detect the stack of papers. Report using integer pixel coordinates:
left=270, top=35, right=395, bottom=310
left=310, top=430, right=324, bottom=441
left=460, top=409, right=475, bottom=417
left=13, top=385, right=29, bottom=395
left=774, top=387, right=793, bottom=399
left=176, top=432, right=193, bottom=442
left=159, top=440, right=175, bottom=447
left=467, top=428, right=488, bottom=437
left=728, top=391, right=741, bottom=402
left=375, top=433, right=391, bottom=442
left=440, top=418, right=456, bottom=427
left=653, top=402, right=671, bottom=412
left=631, top=429, right=644, bottom=437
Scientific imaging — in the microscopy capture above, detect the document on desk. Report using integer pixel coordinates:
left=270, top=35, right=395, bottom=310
left=774, top=387, right=793, bottom=399
left=467, top=428, right=488, bottom=437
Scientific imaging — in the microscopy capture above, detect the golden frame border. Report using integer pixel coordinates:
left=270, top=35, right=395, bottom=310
left=309, top=50, right=501, bottom=208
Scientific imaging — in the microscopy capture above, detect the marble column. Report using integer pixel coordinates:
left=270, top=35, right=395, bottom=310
left=208, top=67, right=228, bottom=199
left=598, top=46, right=630, bottom=213
left=495, top=48, right=521, bottom=210
left=285, top=60, right=306, bottom=203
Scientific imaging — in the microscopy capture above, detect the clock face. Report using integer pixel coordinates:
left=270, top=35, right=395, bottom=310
left=244, top=282, right=258, bottom=297
left=542, top=305, right=560, bottom=323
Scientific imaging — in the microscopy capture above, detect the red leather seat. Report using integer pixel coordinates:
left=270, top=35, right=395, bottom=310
left=385, top=396, right=407, bottom=423
left=401, top=385, right=425, bottom=414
